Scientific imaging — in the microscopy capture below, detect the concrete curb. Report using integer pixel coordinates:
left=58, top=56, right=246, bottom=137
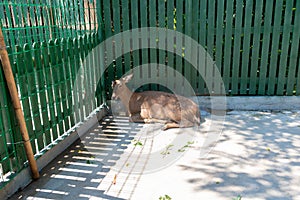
left=0, top=108, right=107, bottom=200
left=194, top=96, right=300, bottom=110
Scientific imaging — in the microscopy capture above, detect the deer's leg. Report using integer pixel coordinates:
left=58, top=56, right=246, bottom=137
left=129, top=113, right=144, bottom=123
left=144, top=118, right=168, bottom=124
left=162, top=122, right=180, bottom=130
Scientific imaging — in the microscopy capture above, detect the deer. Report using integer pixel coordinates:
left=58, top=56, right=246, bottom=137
left=111, top=73, right=200, bottom=130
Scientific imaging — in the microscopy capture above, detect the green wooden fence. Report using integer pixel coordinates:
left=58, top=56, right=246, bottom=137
left=0, top=0, right=300, bottom=189
left=101, top=0, right=300, bottom=96
left=0, top=0, right=103, bottom=188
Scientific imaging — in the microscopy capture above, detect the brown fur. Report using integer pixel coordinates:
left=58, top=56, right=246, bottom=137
left=111, top=74, right=200, bottom=130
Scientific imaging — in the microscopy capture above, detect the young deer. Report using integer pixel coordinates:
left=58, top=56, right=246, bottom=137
left=111, top=73, right=200, bottom=130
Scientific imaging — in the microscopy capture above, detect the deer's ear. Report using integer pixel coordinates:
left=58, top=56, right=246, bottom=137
left=122, top=73, right=133, bottom=83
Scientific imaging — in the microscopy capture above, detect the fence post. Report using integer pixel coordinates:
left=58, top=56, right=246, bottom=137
left=0, top=26, right=39, bottom=179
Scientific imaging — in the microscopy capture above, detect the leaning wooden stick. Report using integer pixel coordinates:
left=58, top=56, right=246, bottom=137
left=0, top=26, right=39, bottom=179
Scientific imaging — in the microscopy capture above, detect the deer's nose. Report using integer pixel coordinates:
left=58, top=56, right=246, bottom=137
left=111, top=93, right=118, bottom=100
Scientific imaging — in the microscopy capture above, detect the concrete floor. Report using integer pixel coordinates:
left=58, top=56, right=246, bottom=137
left=10, top=110, right=300, bottom=200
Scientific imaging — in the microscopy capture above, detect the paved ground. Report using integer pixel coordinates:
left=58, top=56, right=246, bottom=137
left=10, top=110, right=300, bottom=200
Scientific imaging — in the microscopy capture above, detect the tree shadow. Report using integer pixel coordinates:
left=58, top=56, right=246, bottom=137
left=179, top=111, right=300, bottom=200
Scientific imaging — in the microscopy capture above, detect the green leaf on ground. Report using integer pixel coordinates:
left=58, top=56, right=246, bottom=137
left=159, top=194, right=172, bottom=200
left=132, top=139, right=143, bottom=146
left=178, top=141, right=195, bottom=152
left=161, top=144, right=174, bottom=157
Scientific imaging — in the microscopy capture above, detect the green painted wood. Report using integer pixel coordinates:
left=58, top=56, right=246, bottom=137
left=149, top=0, right=158, bottom=90
left=64, top=38, right=75, bottom=127
left=166, top=0, right=174, bottom=89
left=277, top=0, right=294, bottom=95
left=205, top=0, right=216, bottom=95
left=158, top=0, right=166, bottom=88
left=52, top=39, right=65, bottom=135
left=190, top=0, right=200, bottom=93
left=41, top=41, right=58, bottom=142
left=89, top=34, right=97, bottom=110
left=175, top=0, right=184, bottom=93
left=215, top=0, right=225, bottom=95
left=47, top=40, right=59, bottom=139
left=112, top=0, right=123, bottom=79
left=64, top=38, right=74, bottom=127
left=15, top=45, right=36, bottom=153
left=69, top=38, right=80, bottom=123
left=231, top=0, right=243, bottom=94
left=183, top=0, right=192, bottom=95
left=121, top=0, right=131, bottom=74
left=297, top=55, right=300, bottom=96
left=38, top=42, right=52, bottom=146
left=267, top=0, right=283, bottom=95
left=81, top=35, right=91, bottom=115
left=24, top=43, right=44, bottom=151
left=33, top=42, right=48, bottom=149
left=78, top=36, right=85, bottom=120
left=286, top=0, right=300, bottom=95
left=60, top=38, right=71, bottom=130
left=258, top=1, right=274, bottom=95
left=140, top=0, right=149, bottom=86
left=0, top=63, right=13, bottom=173
left=103, top=0, right=114, bottom=98
left=197, top=0, right=207, bottom=95
left=240, top=0, right=253, bottom=95
left=223, top=0, right=234, bottom=94
left=249, top=0, right=263, bottom=95
left=131, top=0, right=140, bottom=87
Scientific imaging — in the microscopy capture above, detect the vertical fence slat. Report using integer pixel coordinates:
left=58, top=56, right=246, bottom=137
left=63, top=38, right=74, bottom=128
left=166, top=0, right=175, bottom=90
left=249, top=0, right=263, bottom=95
left=258, top=1, right=274, bottom=95
left=140, top=0, right=149, bottom=84
left=214, top=0, right=224, bottom=95
left=54, top=39, right=65, bottom=134
left=16, top=45, right=36, bottom=154
left=267, top=0, right=284, bottom=95
left=121, top=0, right=131, bottom=74
left=47, top=40, right=58, bottom=140
left=286, top=1, right=300, bottom=95
left=69, top=38, right=79, bottom=123
left=205, top=0, right=215, bottom=95
left=131, top=0, right=140, bottom=88
left=190, top=0, right=199, bottom=92
left=23, top=43, right=44, bottom=152
left=78, top=37, right=85, bottom=120
left=103, top=0, right=114, bottom=98
left=59, top=38, right=70, bottom=131
left=240, top=0, right=253, bottom=95
left=36, top=42, right=52, bottom=147
left=197, top=0, right=207, bottom=94
left=175, top=0, right=184, bottom=93
left=277, top=0, right=294, bottom=95
left=149, top=0, right=158, bottom=90
left=231, top=0, right=243, bottom=94
left=183, top=0, right=192, bottom=94
left=158, top=0, right=166, bottom=87
left=112, top=0, right=123, bottom=79
left=223, top=0, right=234, bottom=94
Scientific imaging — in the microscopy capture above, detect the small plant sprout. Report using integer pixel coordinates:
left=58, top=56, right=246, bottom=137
left=132, top=139, right=143, bottom=146
left=161, top=144, right=174, bottom=158
left=178, top=141, right=195, bottom=152
left=159, top=194, right=172, bottom=200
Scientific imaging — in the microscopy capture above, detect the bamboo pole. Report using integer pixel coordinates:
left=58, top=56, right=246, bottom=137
left=0, top=26, right=39, bottom=179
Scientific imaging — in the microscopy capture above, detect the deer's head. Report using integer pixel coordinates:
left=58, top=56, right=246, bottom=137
left=111, top=73, right=133, bottom=100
